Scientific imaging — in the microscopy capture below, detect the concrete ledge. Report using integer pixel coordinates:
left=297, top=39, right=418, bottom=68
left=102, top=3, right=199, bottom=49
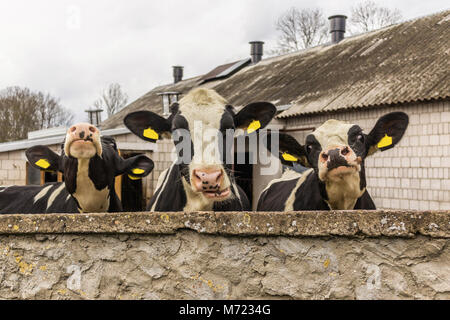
left=0, top=210, right=448, bottom=238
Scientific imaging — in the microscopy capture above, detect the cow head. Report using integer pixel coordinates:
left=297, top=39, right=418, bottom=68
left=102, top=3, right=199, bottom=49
left=25, top=123, right=154, bottom=212
left=124, top=88, right=276, bottom=204
left=265, top=112, right=409, bottom=208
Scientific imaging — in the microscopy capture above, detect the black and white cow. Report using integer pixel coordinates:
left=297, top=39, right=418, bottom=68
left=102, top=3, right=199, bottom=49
left=0, top=123, right=154, bottom=214
left=258, top=112, right=409, bottom=211
left=124, top=88, right=276, bottom=212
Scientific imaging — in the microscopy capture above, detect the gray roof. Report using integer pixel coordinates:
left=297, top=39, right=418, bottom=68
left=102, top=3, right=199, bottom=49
left=212, top=10, right=450, bottom=118
left=101, top=9, right=450, bottom=129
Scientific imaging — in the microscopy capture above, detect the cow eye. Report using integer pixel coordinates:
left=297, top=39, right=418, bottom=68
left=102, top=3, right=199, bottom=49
left=306, top=144, right=313, bottom=153
left=357, top=134, right=364, bottom=142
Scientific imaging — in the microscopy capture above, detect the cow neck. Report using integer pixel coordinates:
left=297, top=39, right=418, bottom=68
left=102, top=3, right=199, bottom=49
left=322, top=169, right=365, bottom=210
left=71, top=157, right=110, bottom=213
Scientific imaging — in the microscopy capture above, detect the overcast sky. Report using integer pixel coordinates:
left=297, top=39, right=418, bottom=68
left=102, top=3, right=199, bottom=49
left=0, top=0, right=448, bottom=123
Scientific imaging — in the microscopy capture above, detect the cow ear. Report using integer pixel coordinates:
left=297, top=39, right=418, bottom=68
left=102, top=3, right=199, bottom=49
left=367, top=112, right=409, bottom=156
left=117, top=154, right=154, bottom=180
left=234, top=102, right=276, bottom=134
left=124, top=111, right=172, bottom=143
left=26, top=146, right=61, bottom=172
left=263, top=132, right=311, bottom=168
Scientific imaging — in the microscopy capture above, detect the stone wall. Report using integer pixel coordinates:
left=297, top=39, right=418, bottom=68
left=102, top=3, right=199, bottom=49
left=283, top=99, right=450, bottom=210
left=0, top=210, right=448, bottom=300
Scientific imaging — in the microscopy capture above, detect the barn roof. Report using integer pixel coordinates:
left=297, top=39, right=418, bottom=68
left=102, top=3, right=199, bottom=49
left=100, top=76, right=203, bottom=129
left=101, top=9, right=450, bottom=129
left=214, top=10, right=450, bottom=118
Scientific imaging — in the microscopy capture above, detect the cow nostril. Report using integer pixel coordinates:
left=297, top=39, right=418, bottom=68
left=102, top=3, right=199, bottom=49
left=89, top=126, right=96, bottom=133
left=341, top=147, right=350, bottom=156
left=194, top=171, right=202, bottom=181
left=216, top=171, right=223, bottom=183
left=70, top=126, right=76, bottom=133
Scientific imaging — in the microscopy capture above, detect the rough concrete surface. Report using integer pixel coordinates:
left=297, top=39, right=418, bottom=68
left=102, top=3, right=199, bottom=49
left=0, top=211, right=449, bottom=300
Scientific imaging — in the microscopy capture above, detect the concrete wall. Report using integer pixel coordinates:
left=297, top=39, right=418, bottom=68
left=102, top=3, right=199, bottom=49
left=0, top=210, right=448, bottom=300
left=283, top=100, right=450, bottom=210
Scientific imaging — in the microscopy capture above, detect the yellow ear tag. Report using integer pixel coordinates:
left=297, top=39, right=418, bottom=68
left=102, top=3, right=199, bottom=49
left=143, top=128, right=159, bottom=140
left=131, top=168, right=145, bottom=175
left=247, top=120, right=261, bottom=134
left=282, top=152, right=298, bottom=162
left=378, top=134, right=393, bottom=149
left=128, top=175, right=141, bottom=180
left=35, top=159, right=50, bottom=169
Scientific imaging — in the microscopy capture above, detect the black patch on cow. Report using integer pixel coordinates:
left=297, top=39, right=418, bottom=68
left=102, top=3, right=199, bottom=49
left=234, top=102, right=276, bottom=131
left=326, top=148, right=350, bottom=171
left=213, top=184, right=249, bottom=211
left=62, top=156, right=78, bottom=194
left=147, top=164, right=187, bottom=211
left=304, top=134, right=322, bottom=169
left=88, top=155, right=110, bottom=190
left=347, top=125, right=366, bottom=157
left=293, top=173, right=330, bottom=210
left=0, top=183, right=79, bottom=214
left=257, top=178, right=299, bottom=211
left=172, top=114, right=194, bottom=165
left=354, top=190, right=376, bottom=209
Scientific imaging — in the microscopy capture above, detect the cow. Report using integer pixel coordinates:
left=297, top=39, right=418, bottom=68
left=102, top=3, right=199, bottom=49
left=0, top=123, right=154, bottom=214
left=257, top=112, right=409, bottom=211
left=124, top=88, right=276, bottom=212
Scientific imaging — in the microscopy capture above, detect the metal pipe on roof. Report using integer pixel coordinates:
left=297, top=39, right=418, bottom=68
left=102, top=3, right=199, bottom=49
left=328, top=15, right=347, bottom=44
left=249, top=41, right=264, bottom=64
left=173, top=66, right=184, bottom=83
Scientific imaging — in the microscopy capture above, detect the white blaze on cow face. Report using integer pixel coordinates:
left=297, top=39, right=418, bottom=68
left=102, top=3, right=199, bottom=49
left=64, top=123, right=102, bottom=159
left=310, top=119, right=365, bottom=210
left=64, top=123, right=108, bottom=212
left=312, top=120, right=362, bottom=182
left=178, top=88, right=232, bottom=202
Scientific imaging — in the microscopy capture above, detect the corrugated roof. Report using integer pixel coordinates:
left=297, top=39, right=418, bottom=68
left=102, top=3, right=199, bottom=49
left=212, top=10, right=450, bottom=118
left=101, top=76, right=203, bottom=130
left=102, top=10, right=450, bottom=129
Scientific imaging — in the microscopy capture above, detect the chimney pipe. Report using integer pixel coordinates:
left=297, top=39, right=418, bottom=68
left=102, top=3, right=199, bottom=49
left=85, top=108, right=103, bottom=126
left=328, top=15, right=347, bottom=44
left=249, top=41, right=264, bottom=64
left=173, top=66, right=183, bottom=84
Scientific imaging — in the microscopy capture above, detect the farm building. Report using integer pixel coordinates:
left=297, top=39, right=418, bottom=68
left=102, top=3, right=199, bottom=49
left=0, top=10, right=449, bottom=211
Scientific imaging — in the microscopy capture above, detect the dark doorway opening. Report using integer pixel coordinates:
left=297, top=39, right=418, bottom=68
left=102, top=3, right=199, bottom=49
left=44, top=171, right=58, bottom=183
left=121, top=152, right=144, bottom=211
left=233, top=152, right=253, bottom=208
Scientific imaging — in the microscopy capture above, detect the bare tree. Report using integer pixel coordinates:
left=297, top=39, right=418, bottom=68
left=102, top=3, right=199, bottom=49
left=0, top=87, right=73, bottom=142
left=94, top=83, right=128, bottom=117
left=272, top=7, right=328, bottom=54
left=350, top=1, right=402, bottom=34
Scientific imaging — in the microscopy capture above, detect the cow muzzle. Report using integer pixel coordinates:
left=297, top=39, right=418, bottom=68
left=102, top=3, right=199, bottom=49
left=318, top=146, right=362, bottom=180
left=64, top=123, right=102, bottom=158
left=191, top=168, right=231, bottom=199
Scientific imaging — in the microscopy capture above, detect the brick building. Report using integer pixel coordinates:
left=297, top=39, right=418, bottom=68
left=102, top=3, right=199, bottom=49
left=0, top=10, right=448, bottom=210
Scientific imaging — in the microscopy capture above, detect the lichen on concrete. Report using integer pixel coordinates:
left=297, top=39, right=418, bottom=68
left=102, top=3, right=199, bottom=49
left=0, top=210, right=448, bottom=238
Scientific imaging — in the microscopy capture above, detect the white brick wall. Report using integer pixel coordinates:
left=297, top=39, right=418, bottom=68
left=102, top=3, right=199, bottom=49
left=284, top=99, right=450, bottom=210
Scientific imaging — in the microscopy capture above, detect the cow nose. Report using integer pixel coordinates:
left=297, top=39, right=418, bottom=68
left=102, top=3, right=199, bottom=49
left=321, top=146, right=352, bottom=169
left=321, top=146, right=351, bottom=161
left=192, top=169, right=224, bottom=192
left=69, top=123, right=98, bottom=140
